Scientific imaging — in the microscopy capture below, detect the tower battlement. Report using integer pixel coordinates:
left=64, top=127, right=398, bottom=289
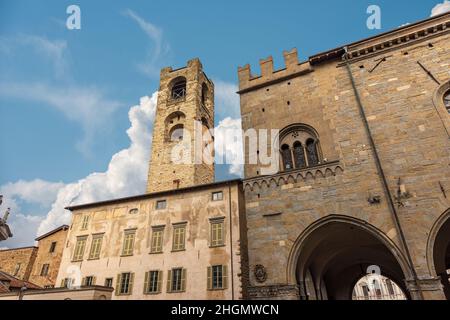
left=237, top=48, right=313, bottom=93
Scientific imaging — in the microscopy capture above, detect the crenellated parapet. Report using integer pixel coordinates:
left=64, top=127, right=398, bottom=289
left=243, top=160, right=343, bottom=193
left=237, top=48, right=313, bottom=94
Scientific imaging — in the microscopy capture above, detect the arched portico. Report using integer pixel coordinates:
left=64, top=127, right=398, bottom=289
left=287, top=215, right=414, bottom=300
left=427, top=208, right=450, bottom=300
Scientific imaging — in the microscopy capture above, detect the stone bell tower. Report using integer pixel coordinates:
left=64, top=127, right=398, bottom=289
left=146, top=58, right=215, bottom=193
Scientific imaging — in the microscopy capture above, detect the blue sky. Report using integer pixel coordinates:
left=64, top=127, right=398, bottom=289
left=0, top=0, right=448, bottom=248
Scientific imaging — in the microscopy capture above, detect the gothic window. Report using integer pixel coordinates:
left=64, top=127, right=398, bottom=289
left=444, top=90, right=450, bottom=114
left=171, top=77, right=186, bottom=100
left=306, top=138, right=319, bottom=166
left=293, top=141, right=306, bottom=169
left=281, top=144, right=293, bottom=171
left=278, top=124, right=322, bottom=172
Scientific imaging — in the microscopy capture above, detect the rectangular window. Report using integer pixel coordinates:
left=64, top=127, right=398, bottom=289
left=89, top=234, right=103, bottom=260
left=150, top=227, right=164, bottom=253
left=156, top=200, right=167, bottom=210
left=61, top=278, right=73, bottom=288
left=362, top=285, right=369, bottom=298
left=121, top=230, right=136, bottom=256
left=116, top=272, right=134, bottom=296
left=49, top=241, right=57, bottom=253
left=167, top=268, right=186, bottom=293
left=212, top=191, right=223, bottom=201
left=207, top=265, right=228, bottom=290
left=210, top=220, right=224, bottom=247
left=81, top=215, right=90, bottom=230
left=144, top=270, right=163, bottom=294
left=105, top=278, right=113, bottom=287
left=172, top=224, right=186, bottom=251
left=72, top=236, right=87, bottom=261
left=83, top=276, right=95, bottom=286
left=40, top=264, right=50, bottom=276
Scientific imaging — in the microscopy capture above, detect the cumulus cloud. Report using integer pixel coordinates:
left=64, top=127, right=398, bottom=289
left=0, top=81, right=122, bottom=156
left=36, top=93, right=157, bottom=236
left=214, top=80, right=241, bottom=120
left=0, top=179, right=64, bottom=207
left=214, top=117, right=244, bottom=177
left=124, top=9, right=170, bottom=77
left=431, top=1, right=450, bottom=16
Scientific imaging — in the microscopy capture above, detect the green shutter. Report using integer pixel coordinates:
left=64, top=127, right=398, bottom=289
left=60, top=279, right=64, bottom=288
left=181, top=269, right=186, bottom=292
left=157, top=271, right=163, bottom=293
left=223, top=265, right=228, bottom=289
left=207, top=266, right=212, bottom=290
left=81, top=277, right=86, bottom=286
left=129, top=273, right=134, bottom=295
left=167, top=270, right=172, bottom=293
left=115, top=274, right=121, bottom=296
left=92, top=276, right=96, bottom=286
left=144, top=271, right=149, bottom=294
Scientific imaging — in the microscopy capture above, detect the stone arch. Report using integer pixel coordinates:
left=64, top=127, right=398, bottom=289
left=431, top=79, right=450, bottom=137
left=426, top=208, right=450, bottom=299
left=169, top=76, right=187, bottom=100
left=286, top=215, right=413, bottom=300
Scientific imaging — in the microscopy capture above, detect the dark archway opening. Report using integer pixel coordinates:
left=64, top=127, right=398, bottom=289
left=433, top=216, right=450, bottom=299
left=294, top=220, right=411, bottom=300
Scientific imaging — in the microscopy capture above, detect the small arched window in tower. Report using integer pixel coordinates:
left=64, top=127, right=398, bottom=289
left=169, top=124, right=184, bottom=142
left=306, top=138, right=319, bottom=166
left=281, top=144, right=293, bottom=171
left=201, top=83, right=208, bottom=107
left=293, top=141, right=306, bottom=169
left=444, top=90, right=450, bottom=114
left=171, top=77, right=187, bottom=100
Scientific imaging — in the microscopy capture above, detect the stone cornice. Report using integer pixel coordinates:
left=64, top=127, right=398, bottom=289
left=243, top=160, right=343, bottom=192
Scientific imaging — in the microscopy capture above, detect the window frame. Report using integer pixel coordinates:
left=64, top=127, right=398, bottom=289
left=80, top=215, right=90, bottom=231
left=88, top=234, right=104, bottom=260
left=210, top=218, right=225, bottom=248
left=144, top=270, right=163, bottom=294
left=49, top=241, right=57, bottom=253
left=40, top=263, right=50, bottom=277
left=155, top=200, right=167, bottom=210
left=116, top=272, right=134, bottom=296
left=207, top=265, right=228, bottom=291
left=121, top=230, right=136, bottom=257
left=172, top=223, right=187, bottom=252
left=211, top=191, right=223, bottom=202
left=72, top=236, right=88, bottom=262
left=150, top=226, right=165, bottom=254
left=167, top=268, right=186, bottom=293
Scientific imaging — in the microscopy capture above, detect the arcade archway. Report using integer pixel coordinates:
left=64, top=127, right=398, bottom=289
left=287, top=216, right=413, bottom=300
left=428, top=209, right=450, bottom=299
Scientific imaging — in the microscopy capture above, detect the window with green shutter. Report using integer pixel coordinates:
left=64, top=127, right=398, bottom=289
left=80, top=215, right=90, bottom=230
left=172, top=224, right=186, bottom=251
left=144, top=270, right=162, bottom=294
left=72, top=236, right=87, bottom=261
left=89, top=234, right=103, bottom=260
left=207, top=265, right=228, bottom=290
left=167, top=268, right=186, bottom=293
left=150, top=227, right=164, bottom=253
left=121, top=230, right=136, bottom=256
left=82, top=276, right=96, bottom=286
left=210, top=219, right=224, bottom=247
left=116, top=272, right=134, bottom=295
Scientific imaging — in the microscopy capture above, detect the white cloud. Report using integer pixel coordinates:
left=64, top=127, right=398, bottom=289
left=214, top=80, right=241, bottom=120
left=214, top=117, right=244, bottom=177
left=431, top=1, right=450, bottom=16
left=124, top=9, right=170, bottom=77
left=0, top=35, right=68, bottom=77
left=0, top=81, right=122, bottom=156
left=36, top=93, right=157, bottom=236
left=0, top=180, right=64, bottom=207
